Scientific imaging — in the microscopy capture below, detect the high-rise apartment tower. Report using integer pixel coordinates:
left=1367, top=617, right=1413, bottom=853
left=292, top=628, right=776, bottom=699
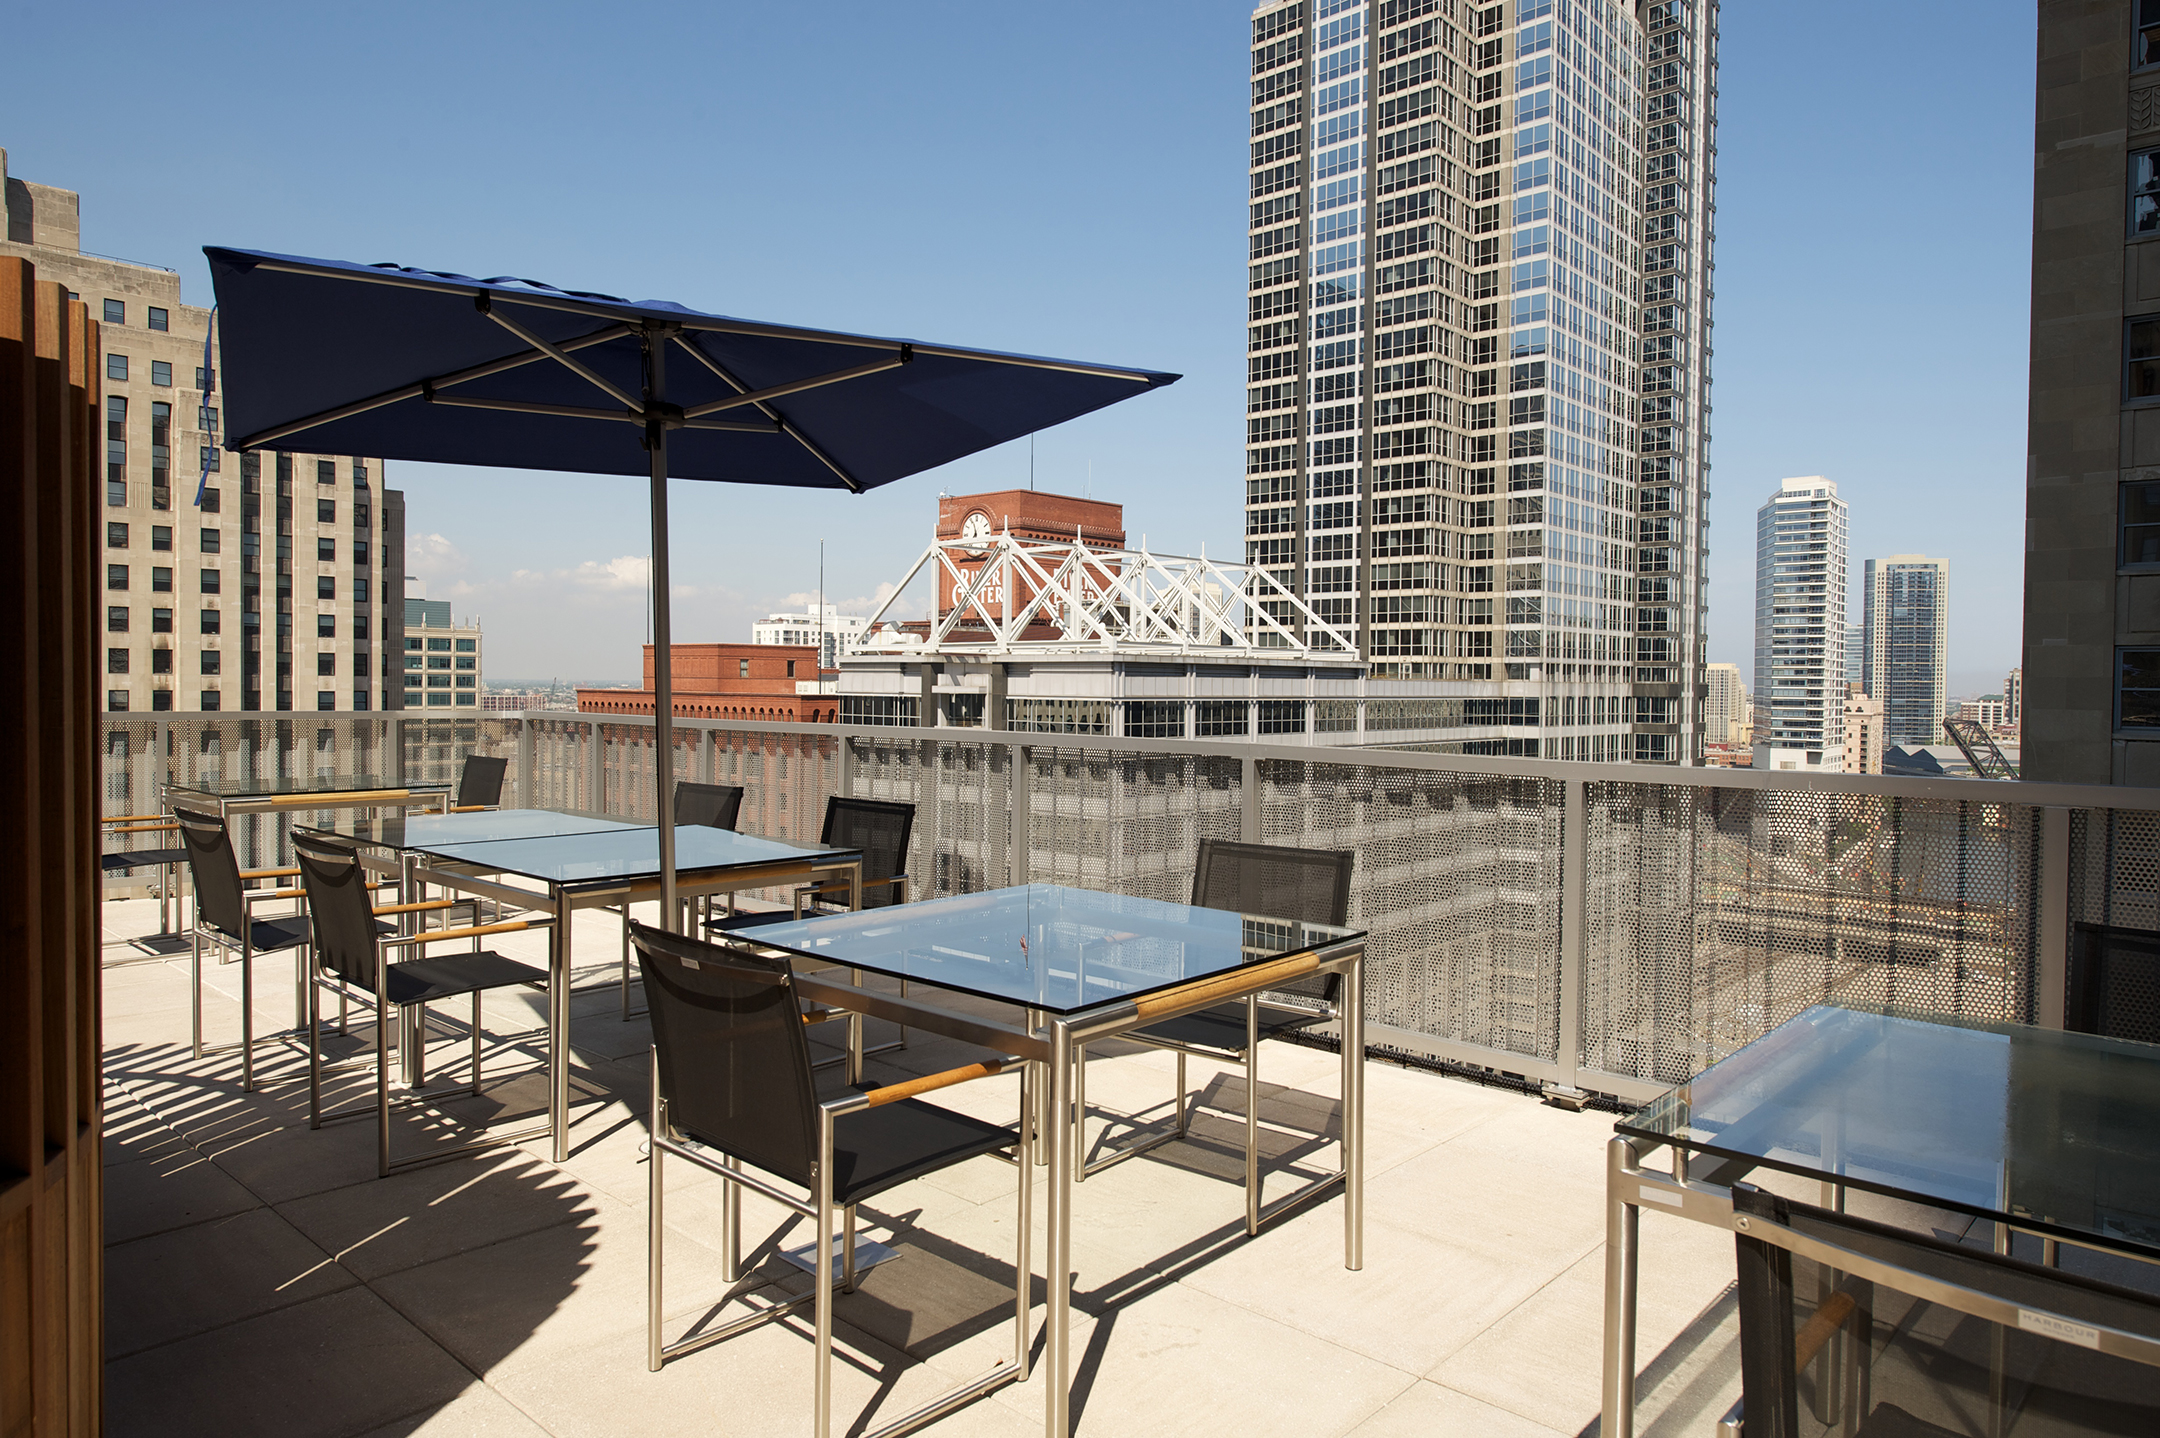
left=2, top=146, right=406, bottom=712
left=1862, top=555, right=1949, bottom=750
left=1701, top=659, right=1746, bottom=743
left=1752, top=477, right=1848, bottom=772
left=1243, top=0, right=1718, bottom=763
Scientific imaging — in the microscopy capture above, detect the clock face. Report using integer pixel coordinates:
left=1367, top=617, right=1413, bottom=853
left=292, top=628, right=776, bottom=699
left=959, top=511, right=993, bottom=554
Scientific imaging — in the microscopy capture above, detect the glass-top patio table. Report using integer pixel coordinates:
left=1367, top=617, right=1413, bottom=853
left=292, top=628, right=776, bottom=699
left=1600, top=1004, right=2160, bottom=1438
left=297, top=812, right=866, bottom=1163
left=737, top=883, right=1370, bottom=1438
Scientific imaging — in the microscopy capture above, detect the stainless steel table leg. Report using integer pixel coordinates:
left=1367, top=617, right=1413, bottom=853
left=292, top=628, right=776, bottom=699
left=1344, top=948, right=1364, bottom=1270
left=1602, top=1135, right=1641, bottom=1438
left=552, top=890, right=572, bottom=1163
left=1045, top=1018, right=1073, bottom=1437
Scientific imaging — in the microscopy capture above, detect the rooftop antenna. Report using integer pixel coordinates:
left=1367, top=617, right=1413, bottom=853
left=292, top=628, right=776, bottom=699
left=1030, top=432, right=1036, bottom=491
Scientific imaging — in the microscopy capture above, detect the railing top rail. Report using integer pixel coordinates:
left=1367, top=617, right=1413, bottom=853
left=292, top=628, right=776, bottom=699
left=498, top=711, right=2160, bottom=811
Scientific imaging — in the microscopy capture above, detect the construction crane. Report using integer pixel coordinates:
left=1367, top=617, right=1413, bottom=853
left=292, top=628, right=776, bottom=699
left=1943, top=717, right=2019, bottom=779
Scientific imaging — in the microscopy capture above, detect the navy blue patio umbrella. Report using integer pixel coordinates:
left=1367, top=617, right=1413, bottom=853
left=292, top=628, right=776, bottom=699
left=206, top=246, right=1178, bottom=925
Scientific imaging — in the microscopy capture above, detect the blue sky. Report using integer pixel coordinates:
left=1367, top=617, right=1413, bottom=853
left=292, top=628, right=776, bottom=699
left=7, top=0, right=2035, bottom=693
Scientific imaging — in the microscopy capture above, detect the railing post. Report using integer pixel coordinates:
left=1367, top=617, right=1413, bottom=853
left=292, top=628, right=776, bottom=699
left=1241, top=753, right=1261, bottom=843
left=2038, top=805, right=2070, bottom=1028
left=588, top=718, right=604, bottom=815
left=1558, top=777, right=1586, bottom=1089
left=1009, top=740, right=1029, bottom=886
left=836, top=730, right=853, bottom=800
left=518, top=713, right=536, bottom=809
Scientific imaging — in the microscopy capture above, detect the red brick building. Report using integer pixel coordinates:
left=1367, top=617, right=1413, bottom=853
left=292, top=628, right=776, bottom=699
left=576, top=643, right=834, bottom=722
left=933, top=489, right=1125, bottom=633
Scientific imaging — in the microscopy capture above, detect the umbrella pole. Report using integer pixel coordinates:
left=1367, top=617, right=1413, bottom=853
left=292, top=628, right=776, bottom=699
left=645, top=332, right=679, bottom=933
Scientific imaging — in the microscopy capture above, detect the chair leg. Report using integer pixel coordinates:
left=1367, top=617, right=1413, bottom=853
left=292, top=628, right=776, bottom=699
left=240, top=932, right=255, bottom=1093
left=1074, top=1041, right=1088, bottom=1184
left=470, top=990, right=483, bottom=1096
left=308, top=962, right=323, bottom=1129
left=648, top=1048, right=666, bottom=1373
left=620, top=904, right=633, bottom=1021
left=720, top=1154, right=742, bottom=1285
left=814, top=1119, right=837, bottom=1438
left=190, top=926, right=203, bottom=1059
left=843, top=1204, right=859, bottom=1293
left=1174, top=1050, right=1191, bottom=1136
left=1245, top=996, right=1261, bottom=1237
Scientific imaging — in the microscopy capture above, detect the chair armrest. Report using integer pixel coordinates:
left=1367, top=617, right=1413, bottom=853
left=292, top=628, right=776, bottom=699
left=239, top=866, right=303, bottom=881
left=372, top=898, right=465, bottom=917
left=105, top=812, right=167, bottom=824
left=824, top=1057, right=1016, bottom=1116
left=381, top=917, right=555, bottom=949
left=105, top=821, right=180, bottom=835
left=243, top=887, right=307, bottom=904
left=1794, top=1289, right=1856, bottom=1372
left=451, top=804, right=490, bottom=813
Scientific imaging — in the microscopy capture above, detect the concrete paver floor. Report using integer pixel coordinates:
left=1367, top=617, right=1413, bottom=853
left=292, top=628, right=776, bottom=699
left=96, top=894, right=1742, bottom=1437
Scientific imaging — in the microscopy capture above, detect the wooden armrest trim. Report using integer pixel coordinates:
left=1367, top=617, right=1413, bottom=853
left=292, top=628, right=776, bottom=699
left=862, top=1059, right=1009, bottom=1108
left=245, top=888, right=307, bottom=902
left=1794, top=1289, right=1856, bottom=1372
left=106, top=821, right=180, bottom=835
left=371, top=899, right=465, bottom=916
left=1129, top=950, right=1323, bottom=1022
left=106, top=813, right=167, bottom=824
left=451, top=804, right=489, bottom=813
left=387, top=918, right=549, bottom=947
left=240, top=866, right=303, bottom=880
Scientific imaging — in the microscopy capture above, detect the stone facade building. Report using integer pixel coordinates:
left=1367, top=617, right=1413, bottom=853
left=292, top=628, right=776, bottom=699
left=2, top=146, right=402, bottom=712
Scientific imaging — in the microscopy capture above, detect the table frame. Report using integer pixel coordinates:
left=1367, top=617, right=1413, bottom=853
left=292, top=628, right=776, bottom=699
left=756, top=924, right=1368, bottom=1438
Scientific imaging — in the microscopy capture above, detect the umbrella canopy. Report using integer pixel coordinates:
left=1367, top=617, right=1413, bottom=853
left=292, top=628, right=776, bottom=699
left=207, top=247, right=1178, bottom=490
left=207, top=245, right=1178, bottom=929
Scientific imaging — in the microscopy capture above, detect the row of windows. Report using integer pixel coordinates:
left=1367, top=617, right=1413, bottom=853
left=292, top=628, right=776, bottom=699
left=101, top=299, right=170, bottom=330
left=106, top=647, right=370, bottom=679
left=107, top=690, right=377, bottom=713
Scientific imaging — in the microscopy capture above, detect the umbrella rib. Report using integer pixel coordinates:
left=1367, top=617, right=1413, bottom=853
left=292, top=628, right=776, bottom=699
left=228, top=322, right=634, bottom=450
left=482, top=306, right=645, bottom=414
left=669, top=336, right=866, bottom=493
left=678, top=354, right=909, bottom=420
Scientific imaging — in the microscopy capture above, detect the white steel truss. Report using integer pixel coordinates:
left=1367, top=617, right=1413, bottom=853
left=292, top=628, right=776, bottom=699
left=852, top=530, right=1355, bottom=659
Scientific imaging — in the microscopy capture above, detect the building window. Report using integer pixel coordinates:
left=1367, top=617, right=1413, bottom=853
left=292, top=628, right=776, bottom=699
left=405, top=655, right=423, bottom=670
left=427, top=637, right=449, bottom=651
left=1123, top=701, right=1186, bottom=739
left=108, top=691, right=128, bottom=712
left=1196, top=700, right=1252, bottom=737
left=2129, top=318, right=2160, bottom=401
left=151, top=608, right=172, bottom=634
left=2121, top=648, right=2160, bottom=731
left=2142, top=0, right=2160, bottom=68
left=108, top=522, right=128, bottom=547
left=316, top=653, right=336, bottom=676
left=838, top=695, right=918, bottom=726
left=353, top=690, right=369, bottom=711
left=318, top=691, right=336, bottom=711
left=200, top=528, right=220, bottom=553
left=107, top=648, right=128, bottom=675
left=785, top=660, right=797, bottom=678
left=151, top=360, right=172, bottom=387
left=201, top=609, right=220, bottom=635
left=353, top=461, right=368, bottom=486
left=107, top=354, right=127, bottom=381
left=1256, top=700, right=1307, bottom=734
left=151, top=566, right=171, bottom=592
left=739, top=659, right=749, bottom=678
left=200, top=445, right=220, bottom=474
left=317, top=498, right=336, bottom=523
left=453, top=657, right=475, bottom=671
left=317, top=576, right=336, bottom=599
left=103, top=299, right=124, bottom=325
left=107, top=564, right=127, bottom=590
left=201, top=690, right=220, bottom=711
left=2124, top=480, right=2160, bottom=566
left=317, top=538, right=335, bottom=561
left=317, top=615, right=336, bottom=638
left=454, top=675, right=476, bottom=688
left=151, top=525, right=171, bottom=551
left=427, top=656, right=450, bottom=670
left=317, top=460, right=335, bottom=484
left=202, top=651, right=221, bottom=675
left=454, top=638, right=475, bottom=652
left=148, top=306, right=168, bottom=331
left=107, top=607, right=128, bottom=633
left=201, top=569, right=221, bottom=594
left=149, top=649, right=172, bottom=674
left=200, top=486, right=220, bottom=513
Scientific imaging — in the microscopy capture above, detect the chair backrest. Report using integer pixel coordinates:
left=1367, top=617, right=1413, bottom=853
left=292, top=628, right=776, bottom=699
left=820, top=797, right=915, bottom=910
left=1732, top=1183, right=2160, bottom=1438
left=630, top=921, right=820, bottom=1187
left=292, top=833, right=384, bottom=989
left=1191, top=839, right=1354, bottom=1003
left=2070, top=922, right=2160, bottom=1044
left=456, top=755, right=508, bottom=808
left=674, top=781, right=745, bottom=831
left=174, top=807, right=249, bottom=940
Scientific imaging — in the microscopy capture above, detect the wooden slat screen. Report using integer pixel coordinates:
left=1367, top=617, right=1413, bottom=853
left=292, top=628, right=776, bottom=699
left=0, top=256, right=103, bottom=1433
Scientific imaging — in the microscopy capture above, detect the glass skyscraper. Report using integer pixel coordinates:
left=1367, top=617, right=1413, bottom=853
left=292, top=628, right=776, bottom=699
left=1244, top=0, right=1717, bottom=762
left=1862, top=555, right=1950, bottom=750
left=1752, top=477, right=1848, bottom=771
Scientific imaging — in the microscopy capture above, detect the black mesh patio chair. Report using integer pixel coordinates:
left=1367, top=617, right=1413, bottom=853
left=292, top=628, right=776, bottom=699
left=293, top=832, right=554, bottom=1177
left=633, top=921, right=1031, bottom=1438
left=612, top=782, right=748, bottom=1017
left=452, top=754, right=508, bottom=811
left=1076, top=838, right=1353, bottom=1234
left=1727, top=1182, right=2160, bottom=1438
left=100, top=812, right=191, bottom=956
left=177, top=805, right=317, bottom=1093
left=707, top=795, right=914, bottom=932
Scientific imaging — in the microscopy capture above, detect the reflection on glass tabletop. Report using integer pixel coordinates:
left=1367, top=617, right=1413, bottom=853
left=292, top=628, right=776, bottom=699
left=745, top=883, right=1364, bottom=1015
left=295, top=808, right=640, bottom=849
left=417, top=824, right=859, bottom=886
left=171, top=774, right=451, bottom=798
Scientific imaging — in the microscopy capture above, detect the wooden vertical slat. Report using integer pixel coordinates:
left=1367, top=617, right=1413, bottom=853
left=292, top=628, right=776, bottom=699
left=0, top=254, right=104, bottom=1435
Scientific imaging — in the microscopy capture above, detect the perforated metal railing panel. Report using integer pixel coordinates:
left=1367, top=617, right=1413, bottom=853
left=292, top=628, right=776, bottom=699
left=103, top=713, right=2134, bottom=1103
left=1582, top=784, right=2041, bottom=1089
left=1262, top=760, right=1567, bottom=1065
